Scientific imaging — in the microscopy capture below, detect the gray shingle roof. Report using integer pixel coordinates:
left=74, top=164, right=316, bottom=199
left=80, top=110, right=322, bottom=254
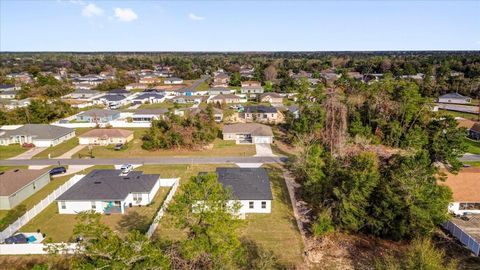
left=0, top=124, right=74, bottom=140
left=216, top=168, right=272, bottom=200
left=244, top=105, right=278, bottom=114
left=57, top=170, right=159, bottom=201
left=222, top=123, right=273, bottom=137
left=78, top=109, right=120, bottom=118
left=439, top=92, right=470, bottom=100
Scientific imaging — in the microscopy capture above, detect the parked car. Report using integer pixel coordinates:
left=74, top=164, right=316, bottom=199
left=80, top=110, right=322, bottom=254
left=114, top=143, right=124, bottom=151
left=49, top=166, right=67, bottom=175
left=120, top=164, right=133, bottom=174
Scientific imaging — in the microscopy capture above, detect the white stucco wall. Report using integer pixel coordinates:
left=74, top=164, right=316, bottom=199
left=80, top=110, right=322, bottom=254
left=438, top=98, right=471, bottom=104
left=236, top=200, right=272, bottom=214
left=448, top=202, right=480, bottom=215
left=58, top=200, right=104, bottom=214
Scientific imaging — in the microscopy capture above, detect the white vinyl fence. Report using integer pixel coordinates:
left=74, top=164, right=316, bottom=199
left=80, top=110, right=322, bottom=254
left=0, top=174, right=84, bottom=243
left=0, top=243, right=78, bottom=255
left=443, top=221, right=480, bottom=256
left=146, top=178, right=180, bottom=238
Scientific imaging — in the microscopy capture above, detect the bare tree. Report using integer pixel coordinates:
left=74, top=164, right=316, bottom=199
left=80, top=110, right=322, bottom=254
left=322, top=92, right=348, bottom=156
left=263, top=65, right=277, bottom=82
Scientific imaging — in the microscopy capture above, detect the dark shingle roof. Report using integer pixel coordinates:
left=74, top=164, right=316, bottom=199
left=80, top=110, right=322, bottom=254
left=216, top=168, right=272, bottom=200
left=57, top=170, right=159, bottom=201
left=96, top=94, right=126, bottom=102
left=439, top=92, right=470, bottom=100
left=134, top=93, right=164, bottom=100
left=244, top=105, right=277, bottom=114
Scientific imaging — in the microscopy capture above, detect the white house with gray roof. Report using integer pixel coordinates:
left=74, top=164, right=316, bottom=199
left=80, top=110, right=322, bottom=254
left=0, top=124, right=75, bottom=147
left=222, top=123, right=273, bottom=144
left=76, top=109, right=121, bottom=123
left=57, top=170, right=162, bottom=214
left=215, top=168, right=272, bottom=216
left=437, top=93, right=472, bottom=104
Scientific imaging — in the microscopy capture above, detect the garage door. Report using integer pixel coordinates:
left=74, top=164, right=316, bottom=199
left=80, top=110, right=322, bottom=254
left=254, top=136, right=271, bottom=144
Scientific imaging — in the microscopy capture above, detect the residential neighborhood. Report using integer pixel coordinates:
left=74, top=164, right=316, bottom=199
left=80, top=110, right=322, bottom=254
left=0, top=1, right=480, bottom=269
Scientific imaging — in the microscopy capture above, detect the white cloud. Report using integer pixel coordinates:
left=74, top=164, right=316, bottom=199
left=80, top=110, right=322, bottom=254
left=114, top=8, right=138, bottom=22
left=69, top=0, right=85, bottom=5
left=188, top=13, right=205, bottom=21
left=82, top=3, right=104, bottom=17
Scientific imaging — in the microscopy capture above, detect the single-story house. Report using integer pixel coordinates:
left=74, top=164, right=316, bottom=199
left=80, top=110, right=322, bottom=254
left=216, top=167, right=272, bottom=216
left=212, top=74, right=230, bottom=87
left=208, top=94, right=243, bottom=104
left=125, top=83, right=148, bottom=91
left=0, top=168, right=51, bottom=210
left=79, top=129, right=134, bottom=145
left=132, top=108, right=169, bottom=122
left=0, top=98, right=31, bottom=110
left=107, top=89, right=132, bottom=96
left=189, top=107, right=223, bottom=122
left=0, top=90, right=19, bottom=99
left=285, top=105, right=300, bottom=119
left=242, top=106, right=282, bottom=124
left=76, top=109, right=121, bottom=123
left=222, top=123, right=273, bottom=144
left=469, top=123, right=480, bottom=141
left=240, top=86, right=264, bottom=96
left=94, top=94, right=129, bottom=109
left=64, top=89, right=101, bottom=99
left=241, top=81, right=261, bottom=87
left=131, top=93, right=165, bottom=104
left=0, top=124, right=75, bottom=147
left=57, top=169, right=161, bottom=214
left=164, top=77, right=184, bottom=85
left=172, top=95, right=203, bottom=104
left=74, top=83, right=95, bottom=90
left=139, top=77, right=161, bottom=85
left=260, top=93, right=283, bottom=104
left=437, top=93, right=472, bottom=104
left=208, top=87, right=234, bottom=96
left=440, top=167, right=480, bottom=215
left=0, top=84, right=19, bottom=92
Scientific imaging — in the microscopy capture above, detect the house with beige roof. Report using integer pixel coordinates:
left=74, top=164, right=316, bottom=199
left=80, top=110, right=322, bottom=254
left=79, top=129, right=134, bottom=145
left=0, top=168, right=51, bottom=210
left=222, top=123, right=273, bottom=144
left=260, top=93, right=283, bottom=104
left=208, top=94, right=243, bottom=104
left=440, top=167, right=480, bottom=215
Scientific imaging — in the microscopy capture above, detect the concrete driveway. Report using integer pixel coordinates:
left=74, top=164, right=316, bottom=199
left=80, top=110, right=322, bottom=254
left=254, top=143, right=276, bottom=157
left=54, top=145, right=86, bottom=159
left=9, top=147, right=47, bottom=160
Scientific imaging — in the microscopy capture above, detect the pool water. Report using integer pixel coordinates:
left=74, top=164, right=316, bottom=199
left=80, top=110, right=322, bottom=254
left=26, top=235, right=37, bottom=243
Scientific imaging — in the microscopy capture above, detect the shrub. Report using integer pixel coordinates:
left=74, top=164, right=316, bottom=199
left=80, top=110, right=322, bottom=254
left=312, top=209, right=335, bottom=237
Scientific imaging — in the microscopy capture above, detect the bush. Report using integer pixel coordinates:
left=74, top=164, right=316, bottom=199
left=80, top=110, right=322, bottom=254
left=0, top=204, right=27, bottom=230
left=312, top=209, right=335, bottom=237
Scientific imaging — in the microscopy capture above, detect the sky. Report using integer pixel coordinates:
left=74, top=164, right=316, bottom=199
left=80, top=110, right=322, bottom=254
left=1, top=0, right=479, bottom=51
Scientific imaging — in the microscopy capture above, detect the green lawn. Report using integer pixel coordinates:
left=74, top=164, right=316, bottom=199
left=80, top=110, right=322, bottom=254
left=464, top=161, right=480, bottom=167
left=76, top=138, right=256, bottom=158
left=464, top=138, right=480, bottom=154
left=154, top=164, right=304, bottom=267
left=32, top=128, right=91, bottom=159
left=0, top=144, right=28, bottom=159
left=441, top=110, right=479, bottom=121
left=195, top=82, right=210, bottom=91
left=20, top=187, right=169, bottom=242
left=138, top=102, right=175, bottom=109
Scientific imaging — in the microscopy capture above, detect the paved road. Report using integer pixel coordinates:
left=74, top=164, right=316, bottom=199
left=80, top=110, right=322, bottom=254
left=460, top=154, right=480, bottom=162
left=437, top=103, right=479, bottom=115
left=189, top=75, right=209, bottom=90
left=0, top=156, right=287, bottom=166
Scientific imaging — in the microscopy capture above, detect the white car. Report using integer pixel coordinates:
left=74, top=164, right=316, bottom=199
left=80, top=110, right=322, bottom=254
left=120, top=164, right=133, bottom=174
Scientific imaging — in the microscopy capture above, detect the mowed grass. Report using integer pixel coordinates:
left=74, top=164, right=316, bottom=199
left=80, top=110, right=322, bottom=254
left=154, top=164, right=304, bottom=267
left=0, top=144, right=28, bottom=159
left=195, top=82, right=210, bottom=91
left=442, top=110, right=479, bottom=121
left=76, top=137, right=256, bottom=158
left=464, top=161, right=480, bottom=167
left=464, top=137, right=480, bottom=154
left=20, top=187, right=170, bottom=242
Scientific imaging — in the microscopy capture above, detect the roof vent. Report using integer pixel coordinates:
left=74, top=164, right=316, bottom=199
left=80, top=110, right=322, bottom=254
left=0, top=172, right=4, bottom=175
left=123, top=177, right=130, bottom=180
left=14, top=169, right=19, bottom=172
left=94, top=181, right=102, bottom=184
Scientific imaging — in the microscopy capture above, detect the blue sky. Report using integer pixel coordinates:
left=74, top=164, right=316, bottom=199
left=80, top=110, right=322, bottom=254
left=1, top=0, right=479, bottom=51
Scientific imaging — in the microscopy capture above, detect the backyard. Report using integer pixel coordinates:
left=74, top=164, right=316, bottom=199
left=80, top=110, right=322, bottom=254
left=464, top=137, right=480, bottom=154
left=0, top=144, right=29, bottom=159
left=20, top=187, right=169, bottom=242
left=153, top=164, right=305, bottom=267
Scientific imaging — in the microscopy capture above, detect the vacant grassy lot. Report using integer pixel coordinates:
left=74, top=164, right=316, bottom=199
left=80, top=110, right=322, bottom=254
left=442, top=110, right=479, bottom=121
left=20, top=186, right=169, bottom=242
left=76, top=137, right=255, bottom=158
left=0, top=144, right=28, bottom=159
left=464, top=137, right=480, bottom=154
left=154, top=164, right=304, bottom=267
left=195, top=82, right=210, bottom=91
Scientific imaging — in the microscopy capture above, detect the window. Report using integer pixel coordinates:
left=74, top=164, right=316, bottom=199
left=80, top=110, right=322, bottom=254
left=261, top=201, right=267, bottom=209
left=459, top=203, right=480, bottom=210
left=133, top=193, right=142, bottom=202
left=60, top=201, right=66, bottom=209
left=249, top=201, right=254, bottom=209
left=33, top=183, right=36, bottom=190
left=91, top=201, right=96, bottom=210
